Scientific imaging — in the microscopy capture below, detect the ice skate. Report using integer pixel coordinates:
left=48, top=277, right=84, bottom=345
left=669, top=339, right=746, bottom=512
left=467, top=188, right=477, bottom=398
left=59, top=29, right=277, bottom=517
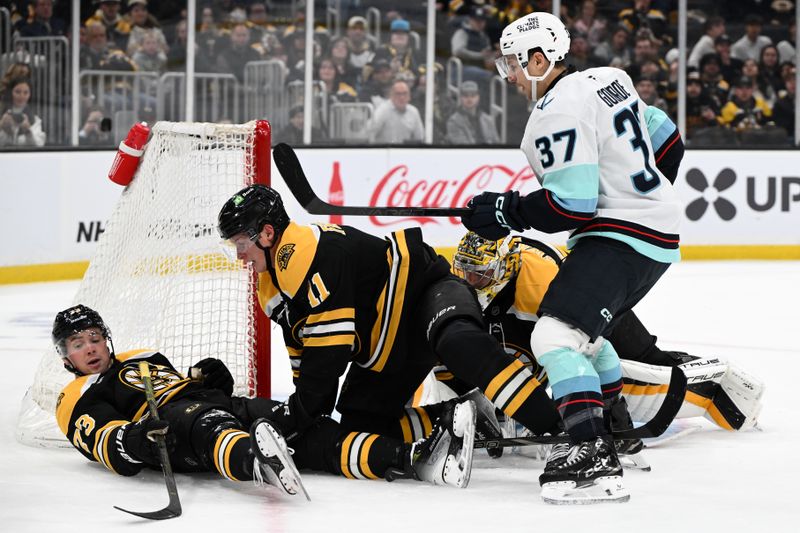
left=250, top=418, right=310, bottom=500
left=457, top=388, right=503, bottom=458
left=539, top=435, right=630, bottom=505
left=405, top=399, right=477, bottom=488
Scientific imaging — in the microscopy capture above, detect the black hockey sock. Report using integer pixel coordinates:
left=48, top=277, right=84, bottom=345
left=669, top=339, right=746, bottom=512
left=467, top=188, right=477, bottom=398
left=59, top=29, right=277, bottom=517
left=211, top=429, right=253, bottom=481
left=435, top=318, right=560, bottom=435
left=397, top=405, right=443, bottom=442
left=554, top=391, right=606, bottom=442
left=336, top=432, right=407, bottom=480
left=602, top=377, right=625, bottom=431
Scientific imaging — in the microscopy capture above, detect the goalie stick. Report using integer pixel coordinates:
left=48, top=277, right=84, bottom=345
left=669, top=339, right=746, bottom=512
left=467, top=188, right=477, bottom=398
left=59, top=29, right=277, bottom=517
left=272, top=143, right=471, bottom=217
left=114, top=362, right=182, bottom=520
left=474, top=366, right=688, bottom=450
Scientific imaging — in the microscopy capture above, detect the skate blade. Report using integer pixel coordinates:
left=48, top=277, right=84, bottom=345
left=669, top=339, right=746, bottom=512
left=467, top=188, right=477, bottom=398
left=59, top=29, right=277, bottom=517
left=253, top=423, right=311, bottom=501
left=541, top=476, right=630, bottom=505
left=619, top=452, right=651, bottom=472
left=442, top=400, right=476, bottom=489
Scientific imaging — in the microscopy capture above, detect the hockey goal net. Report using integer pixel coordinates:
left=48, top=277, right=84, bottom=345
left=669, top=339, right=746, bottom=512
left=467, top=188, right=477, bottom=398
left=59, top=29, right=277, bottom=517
left=16, top=120, right=271, bottom=448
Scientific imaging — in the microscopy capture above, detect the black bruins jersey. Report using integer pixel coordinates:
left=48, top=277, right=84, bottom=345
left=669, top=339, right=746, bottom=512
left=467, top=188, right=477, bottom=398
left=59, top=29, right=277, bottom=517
left=56, top=350, right=200, bottom=476
left=257, top=222, right=449, bottom=432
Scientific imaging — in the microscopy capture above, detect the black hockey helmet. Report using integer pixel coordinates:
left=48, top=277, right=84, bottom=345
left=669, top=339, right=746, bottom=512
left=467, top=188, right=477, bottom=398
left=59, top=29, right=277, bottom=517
left=217, top=184, right=290, bottom=241
left=52, top=305, right=114, bottom=374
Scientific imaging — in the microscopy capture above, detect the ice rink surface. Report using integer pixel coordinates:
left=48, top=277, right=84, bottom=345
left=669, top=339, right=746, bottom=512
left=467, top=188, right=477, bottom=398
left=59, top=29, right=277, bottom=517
left=1, top=261, right=798, bottom=532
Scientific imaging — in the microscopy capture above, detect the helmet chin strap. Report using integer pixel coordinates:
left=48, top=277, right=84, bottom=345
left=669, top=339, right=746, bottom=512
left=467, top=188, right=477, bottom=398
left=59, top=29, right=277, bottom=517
left=521, top=57, right=557, bottom=103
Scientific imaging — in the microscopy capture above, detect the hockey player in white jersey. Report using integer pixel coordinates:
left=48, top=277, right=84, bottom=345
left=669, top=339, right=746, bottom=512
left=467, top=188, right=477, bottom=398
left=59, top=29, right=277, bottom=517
left=462, top=12, right=683, bottom=504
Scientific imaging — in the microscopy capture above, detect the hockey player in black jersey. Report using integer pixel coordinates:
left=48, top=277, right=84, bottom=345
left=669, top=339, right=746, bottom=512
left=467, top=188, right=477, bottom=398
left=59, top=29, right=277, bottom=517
left=216, top=184, right=565, bottom=487
left=53, top=304, right=307, bottom=497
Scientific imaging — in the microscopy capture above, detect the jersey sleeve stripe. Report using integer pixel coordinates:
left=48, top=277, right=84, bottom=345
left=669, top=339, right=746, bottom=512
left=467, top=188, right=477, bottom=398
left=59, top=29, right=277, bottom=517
left=302, top=321, right=356, bottom=336
left=303, top=333, right=355, bottom=348
left=544, top=190, right=595, bottom=220
left=654, top=129, right=681, bottom=163
left=307, top=308, right=355, bottom=324
left=542, top=163, right=600, bottom=209
left=93, top=420, right=127, bottom=473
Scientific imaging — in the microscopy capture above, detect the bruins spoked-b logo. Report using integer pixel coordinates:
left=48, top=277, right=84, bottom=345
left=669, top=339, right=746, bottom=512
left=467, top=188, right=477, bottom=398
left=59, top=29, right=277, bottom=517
left=277, top=243, right=295, bottom=271
left=685, top=168, right=737, bottom=221
left=120, top=363, right=182, bottom=392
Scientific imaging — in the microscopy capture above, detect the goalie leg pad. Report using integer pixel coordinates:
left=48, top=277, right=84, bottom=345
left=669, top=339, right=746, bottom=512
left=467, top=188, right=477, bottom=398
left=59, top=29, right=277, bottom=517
left=707, top=365, right=765, bottom=430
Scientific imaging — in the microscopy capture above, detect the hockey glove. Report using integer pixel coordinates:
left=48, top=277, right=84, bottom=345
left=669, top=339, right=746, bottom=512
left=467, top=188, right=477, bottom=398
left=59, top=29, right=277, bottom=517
left=122, top=417, right=174, bottom=466
left=461, top=191, right=528, bottom=241
left=190, top=357, right=234, bottom=396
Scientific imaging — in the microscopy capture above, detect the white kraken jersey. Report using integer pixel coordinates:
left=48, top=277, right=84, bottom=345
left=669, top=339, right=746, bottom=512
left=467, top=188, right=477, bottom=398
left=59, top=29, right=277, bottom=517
left=521, top=67, right=681, bottom=263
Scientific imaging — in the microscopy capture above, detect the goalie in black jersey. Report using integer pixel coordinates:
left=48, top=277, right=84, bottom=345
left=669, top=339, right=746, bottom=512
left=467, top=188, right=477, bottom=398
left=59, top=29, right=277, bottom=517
left=53, top=304, right=307, bottom=497
left=215, top=184, right=567, bottom=488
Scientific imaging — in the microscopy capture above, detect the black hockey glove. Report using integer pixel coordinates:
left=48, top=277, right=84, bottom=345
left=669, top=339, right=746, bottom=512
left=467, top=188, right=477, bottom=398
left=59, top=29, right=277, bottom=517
left=122, top=417, right=174, bottom=466
left=190, top=357, right=234, bottom=396
left=461, top=191, right=528, bottom=241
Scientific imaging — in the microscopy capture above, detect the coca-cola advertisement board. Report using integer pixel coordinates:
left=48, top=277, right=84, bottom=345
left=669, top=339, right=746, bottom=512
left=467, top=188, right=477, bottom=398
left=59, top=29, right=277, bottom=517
left=272, top=148, right=570, bottom=248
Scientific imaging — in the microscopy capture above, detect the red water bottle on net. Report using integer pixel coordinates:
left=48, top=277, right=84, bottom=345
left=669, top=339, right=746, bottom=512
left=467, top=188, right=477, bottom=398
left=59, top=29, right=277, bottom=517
left=108, top=122, right=150, bottom=186
left=329, top=161, right=344, bottom=225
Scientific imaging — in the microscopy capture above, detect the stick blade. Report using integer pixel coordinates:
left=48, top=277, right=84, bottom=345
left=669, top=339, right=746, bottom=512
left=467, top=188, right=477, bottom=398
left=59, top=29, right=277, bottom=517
left=114, top=504, right=182, bottom=520
left=273, top=143, right=330, bottom=214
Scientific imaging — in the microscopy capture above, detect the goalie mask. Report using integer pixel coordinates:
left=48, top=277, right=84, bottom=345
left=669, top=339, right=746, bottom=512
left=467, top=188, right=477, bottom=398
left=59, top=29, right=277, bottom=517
left=453, top=232, right=521, bottom=304
left=52, top=304, right=114, bottom=375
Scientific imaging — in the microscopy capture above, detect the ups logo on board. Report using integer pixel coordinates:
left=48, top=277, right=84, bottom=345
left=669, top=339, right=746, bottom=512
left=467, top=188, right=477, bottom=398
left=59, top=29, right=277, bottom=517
left=277, top=244, right=296, bottom=271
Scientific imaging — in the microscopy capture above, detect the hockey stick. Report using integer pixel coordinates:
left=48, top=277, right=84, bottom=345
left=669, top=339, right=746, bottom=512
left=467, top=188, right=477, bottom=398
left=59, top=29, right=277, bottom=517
left=272, top=143, right=471, bottom=217
left=114, top=362, right=182, bottom=520
left=475, top=366, right=688, bottom=450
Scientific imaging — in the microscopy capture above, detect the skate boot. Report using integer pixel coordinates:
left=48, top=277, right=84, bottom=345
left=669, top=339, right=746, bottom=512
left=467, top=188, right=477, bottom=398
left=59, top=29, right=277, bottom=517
left=250, top=418, right=310, bottom=500
left=540, top=434, right=571, bottom=475
left=458, top=388, right=503, bottom=458
left=609, top=396, right=649, bottom=471
left=539, top=435, right=629, bottom=505
left=387, top=399, right=476, bottom=488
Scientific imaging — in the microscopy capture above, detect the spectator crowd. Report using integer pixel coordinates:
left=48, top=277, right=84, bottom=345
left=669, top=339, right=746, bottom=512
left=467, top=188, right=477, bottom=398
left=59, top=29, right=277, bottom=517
left=0, top=0, right=797, bottom=148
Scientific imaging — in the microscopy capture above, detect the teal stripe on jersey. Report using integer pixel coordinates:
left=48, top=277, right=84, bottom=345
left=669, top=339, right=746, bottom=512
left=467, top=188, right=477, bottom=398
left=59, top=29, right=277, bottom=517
left=542, top=164, right=600, bottom=213
left=644, top=106, right=676, bottom=151
left=567, top=231, right=681, bottom=263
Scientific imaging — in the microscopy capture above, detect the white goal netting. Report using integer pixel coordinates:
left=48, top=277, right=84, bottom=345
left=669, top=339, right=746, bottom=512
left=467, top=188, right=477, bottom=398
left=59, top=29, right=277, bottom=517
left=16, top=120, right=271, bottom=448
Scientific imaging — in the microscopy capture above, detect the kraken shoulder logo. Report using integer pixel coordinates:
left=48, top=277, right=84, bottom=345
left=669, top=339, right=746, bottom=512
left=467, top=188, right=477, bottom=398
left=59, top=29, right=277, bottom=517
left=685, top=168, right=737, bottom=221
left=276, top=243, right=296, bottom=271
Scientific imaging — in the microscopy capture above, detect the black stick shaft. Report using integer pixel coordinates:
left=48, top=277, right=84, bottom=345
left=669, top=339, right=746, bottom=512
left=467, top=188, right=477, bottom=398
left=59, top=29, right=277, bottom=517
left=273, top=143, right=471, bottom=217
left=113, top=362, right=182, bottom=520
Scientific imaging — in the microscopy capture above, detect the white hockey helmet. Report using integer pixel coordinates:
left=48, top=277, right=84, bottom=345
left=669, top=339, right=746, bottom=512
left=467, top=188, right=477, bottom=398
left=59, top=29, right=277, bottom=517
left=496, top=12, right=570, bottom=83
